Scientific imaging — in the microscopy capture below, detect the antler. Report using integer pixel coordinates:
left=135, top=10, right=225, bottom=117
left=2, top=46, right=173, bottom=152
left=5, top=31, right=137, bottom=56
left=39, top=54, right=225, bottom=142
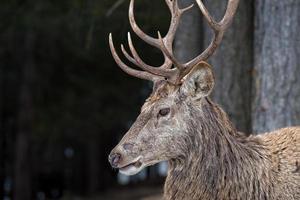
left=109, top=0, right=239, bottom=85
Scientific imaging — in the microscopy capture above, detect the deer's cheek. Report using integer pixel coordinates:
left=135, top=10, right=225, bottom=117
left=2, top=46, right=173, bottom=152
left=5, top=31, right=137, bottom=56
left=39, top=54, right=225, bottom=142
left=154, top=116, right=166, bottom=127
left=154, top=119, right=159, bottom=129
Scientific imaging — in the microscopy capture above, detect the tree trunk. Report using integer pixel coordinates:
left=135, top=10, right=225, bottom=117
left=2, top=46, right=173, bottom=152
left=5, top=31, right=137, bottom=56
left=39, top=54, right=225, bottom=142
left=174, top=0, right=203, bottom=63
left=203, top=0, right=254, bottom=133
left=0, top=54, right=4, bottom=199
left=253, top=1, right=300, bottom=133
left=14, top=31, right=35, bottom=200
left=87, top=139, right=100, bottom=194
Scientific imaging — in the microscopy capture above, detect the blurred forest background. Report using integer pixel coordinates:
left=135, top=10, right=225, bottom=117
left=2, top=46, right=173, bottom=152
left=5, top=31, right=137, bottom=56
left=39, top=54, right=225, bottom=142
left=0, top=0, right=299, bottom=199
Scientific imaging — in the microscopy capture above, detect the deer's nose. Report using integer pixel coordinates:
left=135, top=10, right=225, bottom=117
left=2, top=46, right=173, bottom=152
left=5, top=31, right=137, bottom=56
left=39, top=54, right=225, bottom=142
left=108, top=153, right=122, bottom=168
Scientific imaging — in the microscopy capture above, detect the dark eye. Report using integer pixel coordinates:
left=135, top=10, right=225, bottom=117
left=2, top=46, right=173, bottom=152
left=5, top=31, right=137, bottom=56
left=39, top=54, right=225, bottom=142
left=158, top=108, right=170, bottom=117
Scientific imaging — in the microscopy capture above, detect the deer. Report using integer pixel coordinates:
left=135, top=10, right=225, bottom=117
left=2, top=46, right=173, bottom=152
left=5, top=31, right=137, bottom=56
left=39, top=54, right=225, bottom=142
left=108, top=0, right=300, bottom=199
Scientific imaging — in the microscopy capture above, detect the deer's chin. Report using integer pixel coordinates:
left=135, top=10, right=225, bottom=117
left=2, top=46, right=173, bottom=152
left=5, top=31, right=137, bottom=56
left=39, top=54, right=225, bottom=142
left=118, top=156, right=144, bottom=176
left=119, top=163, right=144, bottom=176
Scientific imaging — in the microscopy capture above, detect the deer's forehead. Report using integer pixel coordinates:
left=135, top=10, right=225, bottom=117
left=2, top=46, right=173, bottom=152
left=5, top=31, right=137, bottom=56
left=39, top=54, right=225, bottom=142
left=141, top=87, right=178, bottom=113
left=141, top=97, right=167, bottom=113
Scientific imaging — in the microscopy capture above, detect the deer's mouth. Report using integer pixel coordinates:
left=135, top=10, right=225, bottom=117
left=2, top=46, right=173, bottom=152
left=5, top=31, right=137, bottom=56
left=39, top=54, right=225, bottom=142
left=119, top=156, right=144, bottom=176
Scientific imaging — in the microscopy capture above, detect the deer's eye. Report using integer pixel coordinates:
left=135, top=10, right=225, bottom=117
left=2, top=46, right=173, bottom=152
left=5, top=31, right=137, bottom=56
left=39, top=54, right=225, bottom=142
left=158, top=108, right=170, bottom=117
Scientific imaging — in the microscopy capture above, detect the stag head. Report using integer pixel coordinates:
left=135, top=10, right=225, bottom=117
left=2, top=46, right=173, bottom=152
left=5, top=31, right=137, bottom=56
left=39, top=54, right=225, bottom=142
left=108, top=0, right=239, bottom=176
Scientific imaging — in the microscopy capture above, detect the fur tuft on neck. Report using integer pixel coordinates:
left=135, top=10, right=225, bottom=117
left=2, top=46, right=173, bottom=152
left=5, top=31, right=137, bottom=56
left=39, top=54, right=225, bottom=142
left=164, top=99, right=274, bottom=200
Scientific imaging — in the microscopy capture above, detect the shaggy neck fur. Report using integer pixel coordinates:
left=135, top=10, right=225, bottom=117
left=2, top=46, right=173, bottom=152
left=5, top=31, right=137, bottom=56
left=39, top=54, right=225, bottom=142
left=164, top=98, right=276, bottom=200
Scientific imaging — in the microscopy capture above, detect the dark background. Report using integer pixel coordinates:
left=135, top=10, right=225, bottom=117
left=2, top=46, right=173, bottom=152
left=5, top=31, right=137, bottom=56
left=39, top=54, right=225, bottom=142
left=0, top=0, right=299, bottom=199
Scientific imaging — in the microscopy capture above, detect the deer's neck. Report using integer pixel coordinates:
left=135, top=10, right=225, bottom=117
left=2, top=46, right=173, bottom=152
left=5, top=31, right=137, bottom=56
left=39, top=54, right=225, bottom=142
left=164, top=99, right=274, bottom=200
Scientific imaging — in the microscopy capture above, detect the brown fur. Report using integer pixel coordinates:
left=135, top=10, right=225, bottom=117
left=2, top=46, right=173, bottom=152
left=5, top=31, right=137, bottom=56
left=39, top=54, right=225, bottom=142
left=109, top=64, right=300, bottom=200
left=164, top=98, right=300, bottom=199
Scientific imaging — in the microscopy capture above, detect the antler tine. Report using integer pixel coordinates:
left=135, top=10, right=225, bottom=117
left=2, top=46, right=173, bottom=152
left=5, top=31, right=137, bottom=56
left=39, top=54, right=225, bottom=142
left=195, top=0, right=218, bottom=29
left=165, top=0, right=194, bottom=43
left=159, top=0, right=194, bottom=70
left=128, top=0, right=176, bottom=71
left=157, top=31, right=184, bottom=70
left=219, top=0, right=240, bottom=29
left=128, top=0, right=194, bottom=74
left=121, top=44, right=139, bottom=66
left=164, top=0, right=180, bottom=46
left=127, top=32, right=175, bottom=77
left=183, top=0, right=239, bottom=72
left=129, top=0, right=160, bottom=49
left=122, top=42, right=172, bottom=76
left=109, top=33, right=158, bottom=81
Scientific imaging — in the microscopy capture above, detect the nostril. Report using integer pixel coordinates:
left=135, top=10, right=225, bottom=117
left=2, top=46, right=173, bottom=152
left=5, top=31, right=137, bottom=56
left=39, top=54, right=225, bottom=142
left=123, top=143, right=134, bottom=151
left=109, top=153, right=121, bottom=168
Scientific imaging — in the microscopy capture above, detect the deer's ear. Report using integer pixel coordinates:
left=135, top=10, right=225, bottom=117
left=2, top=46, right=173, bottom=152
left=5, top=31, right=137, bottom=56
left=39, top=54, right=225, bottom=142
left=180, top=62, right=215, bottom=99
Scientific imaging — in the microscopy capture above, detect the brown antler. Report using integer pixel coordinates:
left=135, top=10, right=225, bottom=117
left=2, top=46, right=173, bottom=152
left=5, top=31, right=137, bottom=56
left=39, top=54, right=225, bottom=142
left=109, top=0, right=239, bottom=85
left=109, top=0, right=192, bottom=83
